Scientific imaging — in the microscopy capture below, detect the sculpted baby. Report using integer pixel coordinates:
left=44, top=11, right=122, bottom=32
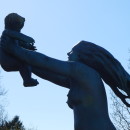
left=0, top=13, right=39, bottom=87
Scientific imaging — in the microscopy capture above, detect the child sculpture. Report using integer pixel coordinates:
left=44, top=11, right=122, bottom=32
left=0, top=13, right=39, bottom=87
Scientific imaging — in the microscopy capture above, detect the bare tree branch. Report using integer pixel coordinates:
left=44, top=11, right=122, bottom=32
left=110, top=91, right=130, bottom=130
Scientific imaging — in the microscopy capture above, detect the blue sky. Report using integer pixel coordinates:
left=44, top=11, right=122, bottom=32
left=0, top=0, right=130, bottom=130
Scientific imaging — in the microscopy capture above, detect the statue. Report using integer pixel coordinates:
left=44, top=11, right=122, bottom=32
left=0, top=37, right=124, bottom=130
left=0, top=13, right=39, bottom=87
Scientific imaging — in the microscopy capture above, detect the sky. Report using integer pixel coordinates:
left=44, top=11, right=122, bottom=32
left=0, top=0, right=130, bottom=130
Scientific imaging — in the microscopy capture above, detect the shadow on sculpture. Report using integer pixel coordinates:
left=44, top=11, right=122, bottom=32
left=0, top=15, right=130, bottom=129
left=0, top=13, right=39, bottom=87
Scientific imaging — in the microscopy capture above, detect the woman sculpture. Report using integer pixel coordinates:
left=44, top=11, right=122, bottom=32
left=2, top=36, right=130, bottom=129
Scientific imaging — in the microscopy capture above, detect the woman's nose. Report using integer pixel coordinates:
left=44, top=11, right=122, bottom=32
left=67, top=52, right=70, bottom=56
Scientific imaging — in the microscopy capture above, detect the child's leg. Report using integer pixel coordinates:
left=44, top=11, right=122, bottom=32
left=19, top=64, right=39, bottom=87
left=19, top=65, right=31, bottom=81
left=0, top=48, right=21, bottom=71
left=0, top=49, right=39, bottom=86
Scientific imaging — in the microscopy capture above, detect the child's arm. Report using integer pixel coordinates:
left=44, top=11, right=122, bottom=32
left=3, top=29, right=35, bottom=43
left=2, top=30, right=37, bottom=50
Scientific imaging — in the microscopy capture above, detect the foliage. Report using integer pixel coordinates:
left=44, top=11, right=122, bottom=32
left=0, top=116, right=25, bottom=130
left=110, top=91, right=130, bottom=130
left=0, top=73, right=36, bottom=130
left=0, top=115, right=37, bottom=130
left=0, top=82, right=7, bottom=126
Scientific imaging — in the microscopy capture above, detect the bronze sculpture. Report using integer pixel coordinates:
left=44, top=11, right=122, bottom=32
left=0, top=36, right=124, bottom=129
left=0, top=13, right=39, bottom=87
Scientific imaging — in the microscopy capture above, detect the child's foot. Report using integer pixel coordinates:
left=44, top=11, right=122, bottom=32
left=23, top=78, right=39, bottom=87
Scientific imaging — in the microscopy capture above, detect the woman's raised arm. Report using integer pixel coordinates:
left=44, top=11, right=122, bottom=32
left=1, top=36, right=75, bottom=78
left=32, top=67, right=70, bottom=88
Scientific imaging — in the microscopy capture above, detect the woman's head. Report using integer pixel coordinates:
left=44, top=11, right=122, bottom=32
left=67, top=49, right=80, bottom=61
left=68, top=40, right=94, bottom=63
left=4, top=13, right=25, bottom=31
left=72, top=40, right=93, bottom=54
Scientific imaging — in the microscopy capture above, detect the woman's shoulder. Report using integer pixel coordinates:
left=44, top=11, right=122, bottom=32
left=70, top=61, right=99, bottom=78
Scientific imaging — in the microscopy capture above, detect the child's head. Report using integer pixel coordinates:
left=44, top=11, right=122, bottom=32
left=4, top=13, right=25, bottom=32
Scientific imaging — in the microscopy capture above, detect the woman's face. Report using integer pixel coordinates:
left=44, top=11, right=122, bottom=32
left=67, top=50, right=79, bottom=61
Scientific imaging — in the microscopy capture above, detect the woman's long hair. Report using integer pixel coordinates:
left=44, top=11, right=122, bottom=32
left=73, top=41, right=130, bottom=107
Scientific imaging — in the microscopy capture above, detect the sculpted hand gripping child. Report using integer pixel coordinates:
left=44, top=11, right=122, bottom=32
left=0, top=13, right=39, bottom=87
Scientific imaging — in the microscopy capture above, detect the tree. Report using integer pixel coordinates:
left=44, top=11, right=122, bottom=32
left=0, top=78, right=7, bottom=126
left=0, top=73, right=36, bottom=130
left=110, top=91, right=130, bottom=130
left=0, top=115, right=37, bottom=130
left=0, top=116, right=25, bottom=130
